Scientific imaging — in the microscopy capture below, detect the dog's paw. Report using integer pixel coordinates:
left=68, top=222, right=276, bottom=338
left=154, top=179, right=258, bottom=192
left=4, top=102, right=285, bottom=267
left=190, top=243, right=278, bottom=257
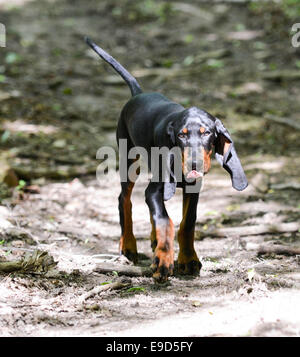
left=119, top=235, right=138, bottom=264
left=120, top=249, right=138, bottom=264
left=177, top=259, right=202, bottom=276
left=151, top=250, right=174, bottom=283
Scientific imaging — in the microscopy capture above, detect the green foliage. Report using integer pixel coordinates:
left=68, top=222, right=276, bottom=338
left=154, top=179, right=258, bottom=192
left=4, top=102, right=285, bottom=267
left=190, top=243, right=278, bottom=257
left=127, top=286, right=146, bottom=293
left=100, top=281, right=113, bottom=285
left=162, top=59, right=173, bottom=68
left=179, top=98, right=190, bottom=107
left=253, top=41, right=267, bottom=50
left=249, top=0, right=300, bottom=19
left=62, top=87, right=72, bottom=95
left=183, top=55, right=194, bottom=67
left=235, top=23, right=246, bottom=31
left=1, top=130, right=10, bottom=143
left=247, top=268, right=256, bottom=282
left=113, top=0, right=173, bottom=23
left=206, top=59, right=224, bottom=69
left=16, top=180, right=26, bottom=191
left=205, top=210, right=219, bottom=216
left=5, top=52, right=21, bottom=64
left=183, top=34, right=194, bottom=44
left=282, top=0, right=300, bottom=18
left=205, top=257, right=219, bottom=263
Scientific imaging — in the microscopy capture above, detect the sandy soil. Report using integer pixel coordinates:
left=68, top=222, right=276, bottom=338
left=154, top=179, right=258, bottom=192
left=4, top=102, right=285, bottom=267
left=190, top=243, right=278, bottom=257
left=1, top=159, right=300, bottom=337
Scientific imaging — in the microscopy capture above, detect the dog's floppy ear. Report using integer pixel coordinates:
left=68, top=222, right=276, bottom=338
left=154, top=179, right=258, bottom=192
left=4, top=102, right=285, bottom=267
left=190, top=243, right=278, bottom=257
left=214, top=118, right=248, bottom=191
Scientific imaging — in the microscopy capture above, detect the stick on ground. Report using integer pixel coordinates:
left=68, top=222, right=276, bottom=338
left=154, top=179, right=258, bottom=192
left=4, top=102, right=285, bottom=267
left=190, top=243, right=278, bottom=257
left=196, top=222, right=300, bottom=239
left=79, top=280, right=131, bottom=303
left=246, top=243, right=300, bottom=256
left=93, top=262, right=153, bottom=277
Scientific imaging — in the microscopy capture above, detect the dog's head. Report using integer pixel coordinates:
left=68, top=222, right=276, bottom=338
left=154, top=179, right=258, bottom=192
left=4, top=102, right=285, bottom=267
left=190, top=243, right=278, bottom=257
left=164, top=107, right=248, bottom=200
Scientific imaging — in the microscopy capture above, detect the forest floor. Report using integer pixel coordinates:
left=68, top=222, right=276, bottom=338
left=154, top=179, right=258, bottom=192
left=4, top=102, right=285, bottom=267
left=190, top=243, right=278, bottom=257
left=0, top=0, right=300, bottom=336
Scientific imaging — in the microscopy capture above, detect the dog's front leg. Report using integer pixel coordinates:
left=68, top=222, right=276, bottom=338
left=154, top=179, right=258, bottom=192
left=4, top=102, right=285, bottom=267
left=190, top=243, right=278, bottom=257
left=145, top=182, right=174, bottom=282
left=177, top=190, right=202, bottom=275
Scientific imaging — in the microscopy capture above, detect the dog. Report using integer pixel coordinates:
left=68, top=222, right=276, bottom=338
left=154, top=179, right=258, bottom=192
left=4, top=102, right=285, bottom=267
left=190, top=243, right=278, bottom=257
left=85, top=37, right=248, bottom=282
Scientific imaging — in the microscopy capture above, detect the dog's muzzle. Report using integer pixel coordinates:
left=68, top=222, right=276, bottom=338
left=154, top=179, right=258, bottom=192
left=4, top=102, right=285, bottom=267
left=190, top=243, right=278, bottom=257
left=182, top=146, right=204, bottom=181
left=186, top=170, right=203, bottom=180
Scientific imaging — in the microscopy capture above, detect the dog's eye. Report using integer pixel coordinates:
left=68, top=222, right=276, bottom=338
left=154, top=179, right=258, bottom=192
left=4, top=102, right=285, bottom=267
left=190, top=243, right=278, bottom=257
left=178, top=133, right=186, bottom=138
left=204, top=131, right=211, bottom=136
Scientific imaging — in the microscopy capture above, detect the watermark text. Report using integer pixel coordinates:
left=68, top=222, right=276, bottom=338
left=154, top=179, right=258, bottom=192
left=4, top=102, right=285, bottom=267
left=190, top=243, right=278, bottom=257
left=291, top=23, right=300, bottom=48
left=0, top=23, right=6, bottom=47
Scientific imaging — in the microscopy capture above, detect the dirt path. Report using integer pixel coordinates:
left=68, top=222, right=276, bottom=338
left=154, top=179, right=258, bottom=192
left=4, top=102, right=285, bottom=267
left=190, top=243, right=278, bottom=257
left=1, top=157, right=300, bottom=337
left=0, top=0, right=300, bottom=336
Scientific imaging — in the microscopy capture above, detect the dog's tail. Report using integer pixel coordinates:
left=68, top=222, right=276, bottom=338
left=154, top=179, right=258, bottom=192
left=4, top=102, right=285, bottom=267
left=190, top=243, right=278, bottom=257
left=85, top=37, right=142, bottom=97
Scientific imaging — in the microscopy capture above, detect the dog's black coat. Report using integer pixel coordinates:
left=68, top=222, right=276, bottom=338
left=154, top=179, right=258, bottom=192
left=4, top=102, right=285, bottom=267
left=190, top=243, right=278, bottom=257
left=86, top=37, right=248, bottom=281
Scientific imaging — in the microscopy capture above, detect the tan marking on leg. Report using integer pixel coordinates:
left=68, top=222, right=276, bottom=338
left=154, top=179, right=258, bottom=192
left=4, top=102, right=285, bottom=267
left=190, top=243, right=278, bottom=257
left=119, top=182, right=137, bottom=261
left=177, top=195, right=200, bottom=274
left=152, top=219, right=175, bottom=281
left=178, top=195, right=196, bottom=262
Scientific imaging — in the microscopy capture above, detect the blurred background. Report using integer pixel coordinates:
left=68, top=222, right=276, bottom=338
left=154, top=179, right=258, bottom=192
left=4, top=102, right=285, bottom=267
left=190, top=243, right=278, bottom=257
left=0, top=0, right=300, bottom=194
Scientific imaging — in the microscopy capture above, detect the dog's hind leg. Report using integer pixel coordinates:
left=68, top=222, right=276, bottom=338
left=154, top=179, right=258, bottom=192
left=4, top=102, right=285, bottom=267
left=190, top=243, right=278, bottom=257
left=117, top=122, right=139, bottom=263
left=118, top=179, right=138, bottom=263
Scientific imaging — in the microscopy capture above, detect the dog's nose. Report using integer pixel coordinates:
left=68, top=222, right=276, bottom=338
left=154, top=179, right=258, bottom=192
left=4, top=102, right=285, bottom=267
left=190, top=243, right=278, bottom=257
left=192, top=162, right=197, bottom=171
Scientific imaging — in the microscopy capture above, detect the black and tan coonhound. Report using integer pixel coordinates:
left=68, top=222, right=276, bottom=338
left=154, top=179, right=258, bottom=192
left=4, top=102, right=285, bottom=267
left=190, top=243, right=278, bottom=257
left=86, top=37, right=248, bottom=282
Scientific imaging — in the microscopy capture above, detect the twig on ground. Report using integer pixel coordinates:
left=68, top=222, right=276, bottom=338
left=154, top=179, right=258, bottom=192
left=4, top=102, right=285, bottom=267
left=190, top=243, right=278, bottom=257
left=93, top=262, right=152, bottom=277
left=79, top=280, right=131, bottom=303
left=263, top=113, right=300, bottom=131
left=262, top=70, right=300, bottom=82
left=271, top=183, right=300, bottom=190
left=196, top=222, right=300, bottom=239
left=246, top=243, right=300, bottom=256
left=0, top=260, right=23, bottom=272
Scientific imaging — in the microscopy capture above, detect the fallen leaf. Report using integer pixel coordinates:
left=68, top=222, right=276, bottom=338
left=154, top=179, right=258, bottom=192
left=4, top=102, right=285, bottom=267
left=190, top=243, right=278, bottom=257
left=192, top=301, right=202, bottom=307
left=247, top=268, right=256, bottom=282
